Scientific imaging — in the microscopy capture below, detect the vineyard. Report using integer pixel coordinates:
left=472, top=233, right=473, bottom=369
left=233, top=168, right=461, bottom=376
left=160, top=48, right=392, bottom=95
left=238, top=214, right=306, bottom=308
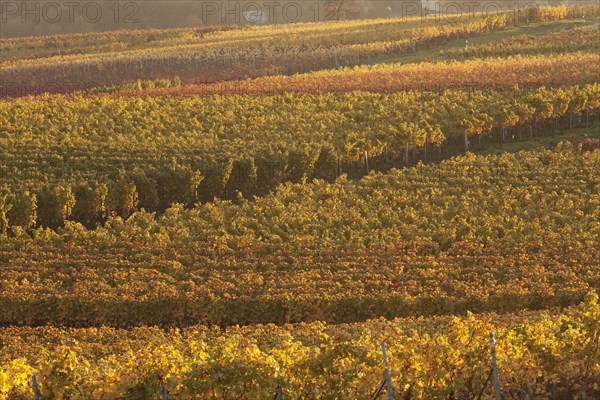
left=1, top=4, right=600, bottom=399
left=135, top=53, right=599, bottom=96
left=1, top=147, right=600, bottom=327
left=1, top=5, right=596, bottom=96
left=1, top=85, right=599, bottom=229
left=1, top=298, right=599, bottom=399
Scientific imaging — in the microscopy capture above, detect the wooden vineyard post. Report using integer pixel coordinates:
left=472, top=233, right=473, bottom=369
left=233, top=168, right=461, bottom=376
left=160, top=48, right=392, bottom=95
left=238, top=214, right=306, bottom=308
left=529, top=123, right=533, bottom=138
left=464, top=130, right=469, bottom=152
left=384, top=145, right=388, bottom=167
left=580, top=366, right=587, bottom=400
left=273, top=379, right=283, bottom=400
left=381, top=342, right=394, bottom=400
left=586, top=105, right=589, bottom=127
left=32, top=375, right=40, bottom=400
left=161, top=382, right=168, bottom=400
left=569, top=112, right=573, bottom=129
left=364, top=150, right=370, bottom=174
left=489, top=333, right=502, bottom=400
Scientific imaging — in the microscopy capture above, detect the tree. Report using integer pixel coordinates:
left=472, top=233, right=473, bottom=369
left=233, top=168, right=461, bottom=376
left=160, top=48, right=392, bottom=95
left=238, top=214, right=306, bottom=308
left=286, top=146, right=320, bottom=183
left=154, top=160, right=204, bottom=208
left=106, top=177, right=138, bottom=218
left=0, top=195, right=11, bottom=236
left=255, top=148, right=287, bottom=195
left=225, top=157, right=257, bottom=199
left=72, top=182, right=108, bottom=226
left=313, top=145, right=338, bottom=182
left=37, top=185, right=76, bottom=228
left=131, top=168, right=159, bottom=211
left=7, top=189, right=37, bottom=229
left=200, top=157, right=234, bottom=201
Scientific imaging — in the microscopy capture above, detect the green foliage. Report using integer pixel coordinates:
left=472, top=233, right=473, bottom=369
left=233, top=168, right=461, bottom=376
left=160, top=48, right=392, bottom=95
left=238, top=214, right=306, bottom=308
left=0, top=148, right=598, bottom=328
left=106, top=177, right=138, bottom=218
left=0, top=195, right=11, bottom=236
left=226, top=158, right=257, bottom=199
left=200, top=157, right=234, bottom=200
left=73, top=182, right=108, bottom=226
left=286, top=146, right=319, bottom=183
left=131, top=168, right=159, bottom=211
left=37, top=185, right=76, bottom=228
left=6, top=190, right=37, bottom=229
left=2, top=296, right=599, bottom=398
left=154, top=160, right=203, bottom=208
left=313, top=145, right=339, bottom=182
